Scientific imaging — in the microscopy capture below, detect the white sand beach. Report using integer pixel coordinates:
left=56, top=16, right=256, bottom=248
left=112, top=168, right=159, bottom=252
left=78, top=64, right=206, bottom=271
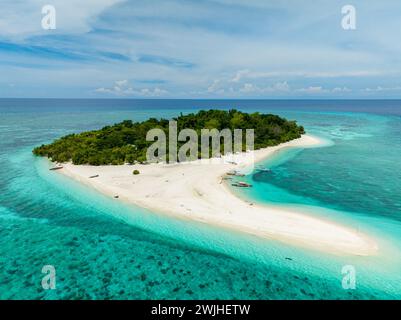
left=57, top=135, right=378, bottom=256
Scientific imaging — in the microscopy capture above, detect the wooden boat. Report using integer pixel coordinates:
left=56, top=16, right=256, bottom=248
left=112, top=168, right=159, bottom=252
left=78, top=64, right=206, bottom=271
left=227, top=170, right=245, bottom=176
left=49, top=166, right=63, bottom=171
left=238, top=181, right=252, bottom=187
left=89, top=175, right=99, bottom=179
left=232, top=181, right=253, bottom=188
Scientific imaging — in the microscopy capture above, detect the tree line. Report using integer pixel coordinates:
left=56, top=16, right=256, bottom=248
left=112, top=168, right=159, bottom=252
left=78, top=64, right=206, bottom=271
left=33, top=109, right=305, bottom=166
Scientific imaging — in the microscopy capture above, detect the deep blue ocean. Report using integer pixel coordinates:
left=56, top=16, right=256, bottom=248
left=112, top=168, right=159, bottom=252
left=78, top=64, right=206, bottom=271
left=1, top=99, right=401, bottom=299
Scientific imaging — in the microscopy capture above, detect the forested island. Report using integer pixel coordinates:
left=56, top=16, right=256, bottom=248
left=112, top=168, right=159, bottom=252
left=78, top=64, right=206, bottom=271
left=33, top=109, right=305, bottom=165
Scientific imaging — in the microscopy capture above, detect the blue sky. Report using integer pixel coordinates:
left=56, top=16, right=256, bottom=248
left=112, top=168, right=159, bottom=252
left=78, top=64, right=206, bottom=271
left=1, top=0, right=401, bottom=98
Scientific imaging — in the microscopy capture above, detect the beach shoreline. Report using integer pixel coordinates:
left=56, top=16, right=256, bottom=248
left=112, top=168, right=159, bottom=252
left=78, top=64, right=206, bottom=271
left=55, top=134, right=378, bottom=257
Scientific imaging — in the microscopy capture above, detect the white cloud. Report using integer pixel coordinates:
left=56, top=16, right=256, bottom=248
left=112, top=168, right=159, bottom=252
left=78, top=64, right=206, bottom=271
left=296, top=86, right=353, bottom=94
left=207, top=80, right=222, bottom=93
left=363, top=86, right=401, bottom=92
left=95, top=80, right=168, bottom=97
left=239, top=81, right=290, bottom=94
left=204, top=74, right=357, bottom=96
left=230, top=69, right=383, bottom=82
left=296, top=86, right=327, bottom=94
left=231, top=69, right=250, bottom=83
left=114, top=79, right=128, bottom=87
left=272, top=81, right=290, bottom=92
left=202, top=79, right=291, bottom=96
left=332, top=87, right=352, bottom=93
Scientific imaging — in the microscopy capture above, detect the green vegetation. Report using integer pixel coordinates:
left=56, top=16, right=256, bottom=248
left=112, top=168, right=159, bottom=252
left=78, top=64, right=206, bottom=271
left=33, top=109, right=305, bottom=165
left=133, top=170, right=140, bottom=175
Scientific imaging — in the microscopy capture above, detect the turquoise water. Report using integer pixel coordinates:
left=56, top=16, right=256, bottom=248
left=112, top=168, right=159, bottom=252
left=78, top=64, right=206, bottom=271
left=1, top=99, right=401, bottom=299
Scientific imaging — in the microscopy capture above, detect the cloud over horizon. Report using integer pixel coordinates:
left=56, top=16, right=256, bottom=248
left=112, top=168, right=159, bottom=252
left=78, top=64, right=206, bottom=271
left=1, top=0, right=401, bottom=98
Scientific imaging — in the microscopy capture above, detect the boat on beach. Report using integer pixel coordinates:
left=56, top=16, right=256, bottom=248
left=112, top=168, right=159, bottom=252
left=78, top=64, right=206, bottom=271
left=226, top=170, right=245, bottom=177
left=49, top=166, right=63, bottom=171
left=232, top=181, right=253, bottom=188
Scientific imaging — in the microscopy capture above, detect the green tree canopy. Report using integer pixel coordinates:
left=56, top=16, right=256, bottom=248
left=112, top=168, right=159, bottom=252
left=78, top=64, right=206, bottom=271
left=33, top=109, right=305, bottom=166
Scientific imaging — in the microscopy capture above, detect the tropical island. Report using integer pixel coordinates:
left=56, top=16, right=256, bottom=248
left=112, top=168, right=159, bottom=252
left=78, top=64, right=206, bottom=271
left=33, top=109, right=305, bottom=165
left=32, top=110, right=377, bottom=257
